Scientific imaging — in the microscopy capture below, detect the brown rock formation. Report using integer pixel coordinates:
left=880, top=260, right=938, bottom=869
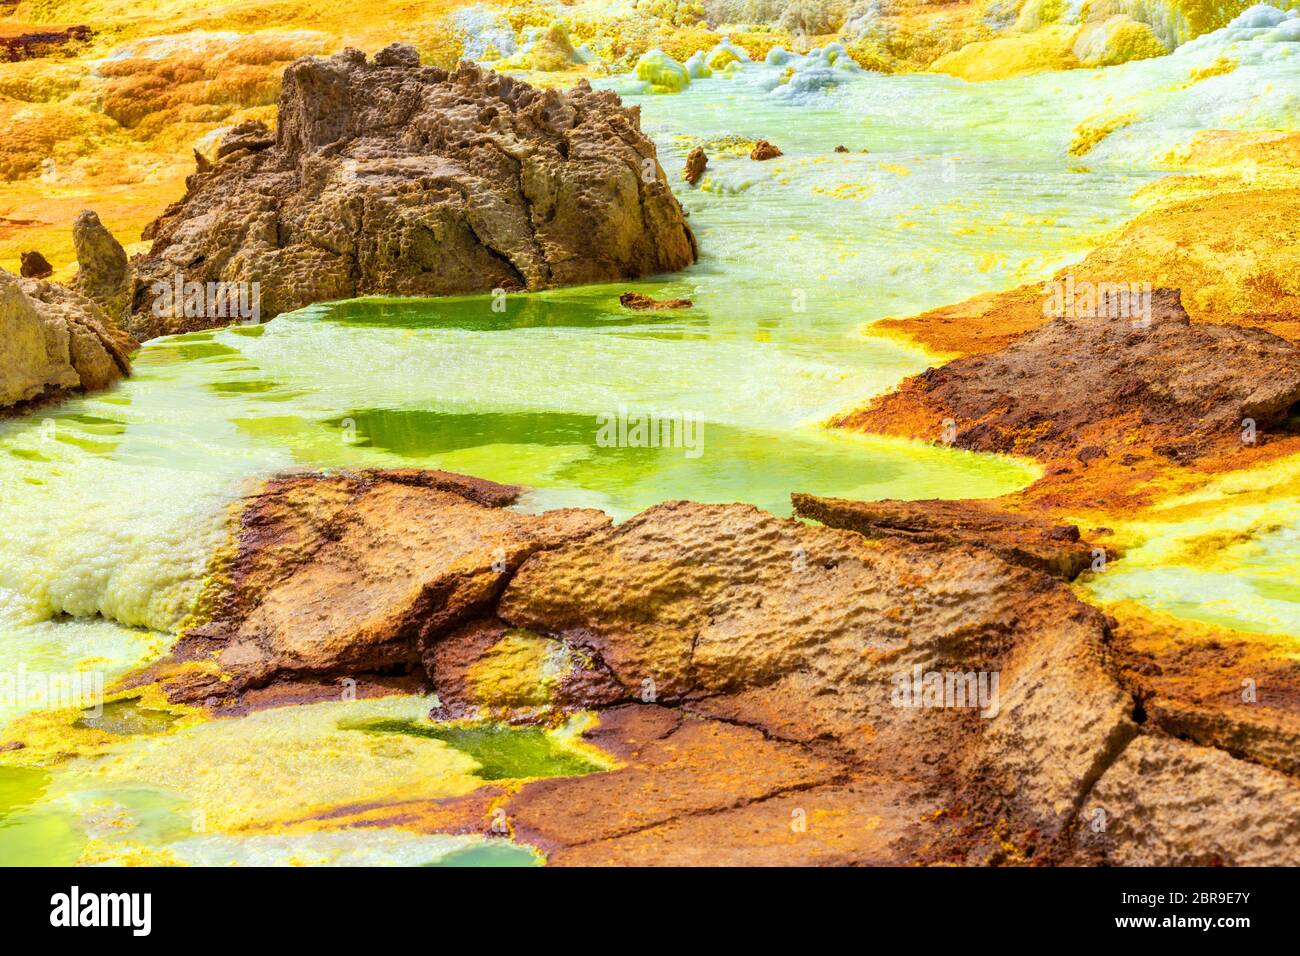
left=683, top=146, right=707, bottom=185
left=791, top=492, right=1096, bottom=579
left=837, top=289, right=1300, bottom=462
left=618, top=291, right=692, bottom=310
left=1107, top=607, right=1300, bottom=779
left=69, top=210, right=133, bottom=324
left=0, top=269, right=132, bottom=411
left=129, top=48, right=698, bottom=339
left=151, top=469, right=609, bottom=705
left=750, top=140, right=782, bottom=160
left=18, top=251, right=52, bottom=279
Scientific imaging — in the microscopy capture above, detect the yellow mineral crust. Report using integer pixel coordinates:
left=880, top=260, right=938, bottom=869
left=57, top=697, right=487, bottom=832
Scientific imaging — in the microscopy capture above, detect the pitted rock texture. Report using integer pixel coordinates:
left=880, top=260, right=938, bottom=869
left=0, top=269, right=132, bottom=410
left=497, top=499, right=1134, bottom=847
left=791, top=492, right=1096, bottom=579
left=151, top=469, right=609, bottom=705
left=129, top=49, right=698, bottom=339
left=836, top=288, right=1300, bottom=461
left=70, top=210, right=133, bottom=325
left=1076, top=736, right=1300, bottom=866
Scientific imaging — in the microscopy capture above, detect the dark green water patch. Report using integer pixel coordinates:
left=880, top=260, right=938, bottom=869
left=138, top=335, right=243, bottom=365
left=53, top=433, right=119, bottom=456
left=330, top=409, right=596, bottom=457
left=9, top=448, right=49, bottom=462
left=425, top=842, right=541, bottom=867
left=207, top=379, right=305, bottom=402
left=63, top=414, right=127, bottom=436
left=74, top=698, right=180, bottom=737
left=307, top=293, right=704, bottom=332
left=342, top=719, right=603, bottom=781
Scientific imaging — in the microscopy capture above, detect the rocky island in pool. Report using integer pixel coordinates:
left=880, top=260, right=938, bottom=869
left=1, top=0, right=1300, bottom=891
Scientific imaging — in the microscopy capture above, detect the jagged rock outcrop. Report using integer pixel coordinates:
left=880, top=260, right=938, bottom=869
left=683, top=146, right=707, bottom=185
left=0, top=269, right=132, bottom=410
left=148, top=469, right=609, bottom=706
left=129, top=47, right=699, bottom=339
left=791, top=493, right=1096, bottom=579
left=69, top=210, right=134, bottom=325
left=837, top=288, right=1300, bottom=462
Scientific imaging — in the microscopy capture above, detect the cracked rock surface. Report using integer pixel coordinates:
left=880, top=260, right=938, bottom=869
left=134, top=473, right=1300, bottom=865
left=129, top=47, right=698, bottom=340
left=145, top=469, right=609, bottom=707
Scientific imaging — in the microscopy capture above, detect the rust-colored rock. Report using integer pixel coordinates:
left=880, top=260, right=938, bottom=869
left=791, top=492, right=1096, bottom=579
left=0, top=26, right=93, bottom=62
left=497, top=499, right=1135, bottom=848
left=618, top=291, right=692, bottom=310
left=18, top=251, right=52, bottom=279
left=152, top=469, right=609, bottom=705
left=1108, top=607, right=1300, bottom=778
left=503, top=706, right=853, bottom=854
left=683, top=146, right=707, bottom=185
left=837, top=288, right=1300, bottom=461
left=750, top=140, right=782, bottom=161
left=136, top=471, right=1300, bottom=865
left=130, top=50, right=698, bottom=339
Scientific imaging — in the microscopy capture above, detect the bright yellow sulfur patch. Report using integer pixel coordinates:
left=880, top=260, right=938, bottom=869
left=466, top=629, right=570, bottom=709
left=62, top=697, right=485, bottom=832
left=0, top=684, right=203, bottom=768
left=1072, top=16, right=1169, bottom=67
left=930, top=26, right=1078, bottom=81
left=1184, top=56, right=1239, bottom=86
left=1068, top=111, right=1136, bottom=157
